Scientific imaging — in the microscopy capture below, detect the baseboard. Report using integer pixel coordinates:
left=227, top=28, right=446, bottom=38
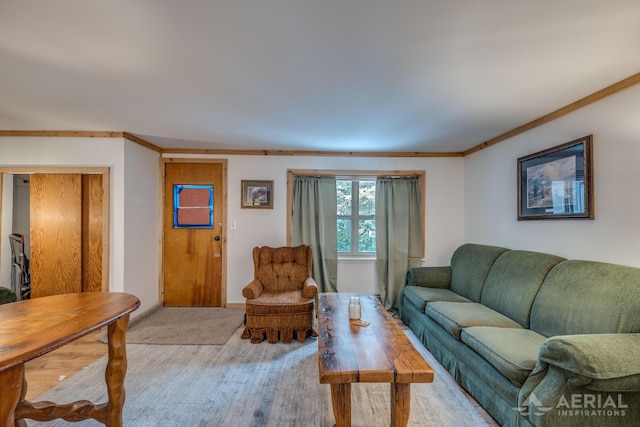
left=225, top=302, right=245, bottom=310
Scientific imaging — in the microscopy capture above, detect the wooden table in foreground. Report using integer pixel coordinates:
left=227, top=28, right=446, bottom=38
left=318, top=293, right=434, bottom=427
left=0, top=292, right=140, bottom=427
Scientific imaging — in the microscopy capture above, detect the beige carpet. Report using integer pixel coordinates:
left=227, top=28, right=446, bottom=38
left=32, top=328, right=490, bottom=427
left=97, top=307, right=245, bottom=345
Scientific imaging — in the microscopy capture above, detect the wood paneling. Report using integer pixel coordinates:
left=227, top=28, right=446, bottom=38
left=82, top=174, right=103, bottom=292
left=30, top=174, right=82, bottom=297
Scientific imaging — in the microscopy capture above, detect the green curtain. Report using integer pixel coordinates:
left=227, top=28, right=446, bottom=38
left=291, top=176, right=338, bottom=293
left=375, top=177, right=422, bottom=311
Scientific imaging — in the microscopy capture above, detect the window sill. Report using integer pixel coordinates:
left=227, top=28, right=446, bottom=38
left=337, top=257, right=376, bottom=263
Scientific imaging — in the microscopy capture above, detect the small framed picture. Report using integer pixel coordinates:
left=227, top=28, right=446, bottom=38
left=517, top=135, right=593, bottom=220
left=241, top=180, right=273, bottom=209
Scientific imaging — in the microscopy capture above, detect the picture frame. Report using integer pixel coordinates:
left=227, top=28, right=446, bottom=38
left=241, top=180, right=273, bottom=209
left=517, top=135, right=593, bottom=220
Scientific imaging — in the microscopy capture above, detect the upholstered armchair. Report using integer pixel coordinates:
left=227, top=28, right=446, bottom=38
left=241, top=245, right=318, bottom=343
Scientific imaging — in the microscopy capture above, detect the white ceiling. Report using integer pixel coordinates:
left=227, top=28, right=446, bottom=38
left=1, top=1, right=639, bottom=153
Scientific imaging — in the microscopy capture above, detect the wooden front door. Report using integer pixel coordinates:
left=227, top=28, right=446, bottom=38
left=163, top=162, right=224, bottom=307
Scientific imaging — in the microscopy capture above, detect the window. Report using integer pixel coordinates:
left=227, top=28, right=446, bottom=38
left=287, top=168, right=425, bottom=259
left=173, top=184, right=214, bottom=228
left=337, top=178, right=376, bottom=255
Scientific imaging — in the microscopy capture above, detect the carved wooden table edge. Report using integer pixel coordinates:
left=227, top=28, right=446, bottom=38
left=317, top=292, right=434, bottom=427
left=0, top=292, right=140, bottom=427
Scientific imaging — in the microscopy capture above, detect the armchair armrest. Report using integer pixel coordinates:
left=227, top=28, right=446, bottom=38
left=302, top=277, right=318, bottom=298
left=242, top=279, right=264, bottom=300
left=406, top=266, right=451, bottom=289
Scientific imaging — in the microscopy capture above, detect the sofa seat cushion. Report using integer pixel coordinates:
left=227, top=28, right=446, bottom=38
left=461, top=327, right=547, bottom=387
left=403, top=286, right=471, bottom=312
left=426, top=302, right=523, bottom=340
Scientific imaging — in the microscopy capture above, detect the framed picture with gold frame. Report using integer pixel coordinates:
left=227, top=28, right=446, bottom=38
left=517, top=135, right=593, bottom=220
left=241, top=180, right=273, bottom=209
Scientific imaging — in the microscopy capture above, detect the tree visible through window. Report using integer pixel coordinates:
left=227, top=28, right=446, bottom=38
left=337, top=179, right=376, bottom=254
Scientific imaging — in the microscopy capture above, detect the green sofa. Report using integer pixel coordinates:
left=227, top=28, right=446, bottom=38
left=0, top=286, right=17, bottom=304
left=398, top=243, right=640, bottom=427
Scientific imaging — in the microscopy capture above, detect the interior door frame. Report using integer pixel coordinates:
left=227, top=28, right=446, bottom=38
left=0, top=166, right=110, bottom=292
left=160, top=158, right=228, bottom=306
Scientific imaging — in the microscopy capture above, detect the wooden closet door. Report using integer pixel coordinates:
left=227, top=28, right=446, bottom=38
left=82, top=174, right=103, bottom=292
left=30, top=174, right=82, bottom=297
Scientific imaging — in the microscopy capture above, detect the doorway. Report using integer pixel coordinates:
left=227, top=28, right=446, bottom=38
left=0, top=168, right=110, bottom=297
left=162, top=159, right=227, bottom=307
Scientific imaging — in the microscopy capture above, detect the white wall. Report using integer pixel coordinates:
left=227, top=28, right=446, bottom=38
left=164, top=154, right=465, bottom=304
left=123, top=141, right=161, bottom=316
left=0, top=177, right=13, bottom=290
left=0, top=137, right=159, bottom=317
left=4, top=79, right=635, bottom=314
left=464, top=84, right=640, bottom=267
left=12, top=175, right=30, bottom=259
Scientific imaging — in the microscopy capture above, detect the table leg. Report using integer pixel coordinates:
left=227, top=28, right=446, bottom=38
left=0, top=364, right=24, bottom=427
left=390, top=383, right=410, bottom=427
left=105, top=314, right=130, bottom=427
left=330, top=383, right=351, bottom=427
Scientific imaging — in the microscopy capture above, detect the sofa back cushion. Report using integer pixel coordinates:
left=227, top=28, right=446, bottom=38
left=530, top=260, right=640, bottom=337
left=253, top=245, right=312, bottom=292
left=450, top=243, right=510, bottom=302
left=480, top=250, right=565, bottom=328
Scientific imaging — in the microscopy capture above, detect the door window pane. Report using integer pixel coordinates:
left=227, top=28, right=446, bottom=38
left=174, top=185, right=214, bottom=228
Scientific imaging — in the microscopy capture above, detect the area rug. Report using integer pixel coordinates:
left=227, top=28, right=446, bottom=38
left=31, top=328, right=490, bottom=427
left=97, top=307, right=245, bottom=345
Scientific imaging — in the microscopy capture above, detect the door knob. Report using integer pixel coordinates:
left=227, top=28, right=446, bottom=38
left=214, top=236, right=221, bottom=241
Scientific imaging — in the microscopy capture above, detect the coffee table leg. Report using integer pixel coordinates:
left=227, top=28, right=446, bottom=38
left=330, top=383, right=351, bottom=427
left=105, top=314, right=130, bottom=427
left=390, top=383, right=410, bottom=427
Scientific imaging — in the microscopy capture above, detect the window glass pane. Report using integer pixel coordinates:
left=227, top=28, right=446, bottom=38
left=337, top=218, right=351, bottom=252
left=336, top=180, right=352, bottom=216
left=358, top=219, right=376, bottom=252
left=174, top=185, right=214, bottom=228
left=358, top=181, right=375, bottom=216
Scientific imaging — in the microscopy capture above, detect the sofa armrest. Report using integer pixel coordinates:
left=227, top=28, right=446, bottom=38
left=539, top=333, right=640, bottom=381
left=406, top=266, right=451, bottom=289
left=519, top=333, right=640, bottom=418
left=242, top=279, right=264, bottom=299
left=518, top=333, right=640, bottom=426
left=302, top=277, right=318, bottom=298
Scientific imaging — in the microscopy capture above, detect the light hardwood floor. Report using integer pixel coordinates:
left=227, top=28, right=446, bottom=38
left=24, top=331, right=107, bottom=401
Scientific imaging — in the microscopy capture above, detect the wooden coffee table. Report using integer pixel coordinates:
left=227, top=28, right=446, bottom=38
left=318, top=293, right=434, bottom=427
left=0, top=292, right=139, bottom=427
